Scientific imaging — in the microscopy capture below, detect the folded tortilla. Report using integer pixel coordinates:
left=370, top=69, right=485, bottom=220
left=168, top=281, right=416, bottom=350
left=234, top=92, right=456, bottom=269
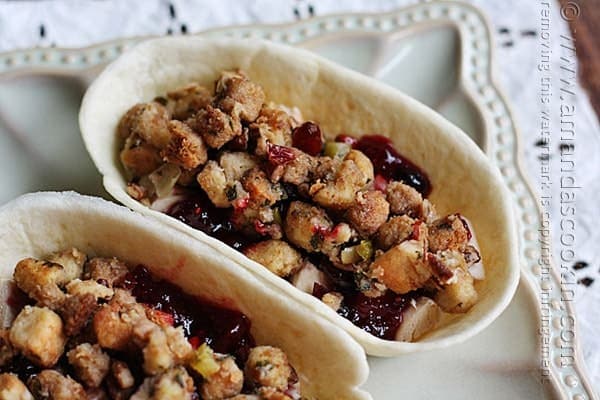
left=80, top=37, right=520, bottom=356
left=0, top=192, right=370, bottom=400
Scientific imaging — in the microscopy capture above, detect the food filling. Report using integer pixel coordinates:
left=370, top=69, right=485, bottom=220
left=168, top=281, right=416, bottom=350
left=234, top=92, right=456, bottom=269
left=118, top=70, right=485, bottom=342
left=0, top=249, right=301, bottom=399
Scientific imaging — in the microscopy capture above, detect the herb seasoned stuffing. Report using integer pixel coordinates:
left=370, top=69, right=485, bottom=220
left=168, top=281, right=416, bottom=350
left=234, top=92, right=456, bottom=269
left=118, top=70, right=485, bottom=342
left=1, top=249, right=301, bottom=400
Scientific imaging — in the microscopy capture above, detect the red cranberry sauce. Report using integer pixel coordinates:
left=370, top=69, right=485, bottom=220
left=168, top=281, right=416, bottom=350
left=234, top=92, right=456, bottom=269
left=6, top=282, right=32, bottom=311
left=314, top=260, right=416, bottom=340
left=337, top=134, right=432, bottom=197
left=3, top=355, right=41, bottom=382
left=166, top=189, right=251, bottom=251
left=122, top=266, right=255, bottom=364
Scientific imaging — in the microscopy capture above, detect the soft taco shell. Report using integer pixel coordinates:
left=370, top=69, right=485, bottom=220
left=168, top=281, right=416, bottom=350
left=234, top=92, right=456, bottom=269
left=0, top=191, right=371, bottom=400
left=80, top=37, right=520, bottom=356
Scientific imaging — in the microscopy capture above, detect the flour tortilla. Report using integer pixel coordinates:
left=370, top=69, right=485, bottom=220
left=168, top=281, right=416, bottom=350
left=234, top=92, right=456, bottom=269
left=79, top=37, right=520, bottom=356
left=0, top=192, right=370, bottom=400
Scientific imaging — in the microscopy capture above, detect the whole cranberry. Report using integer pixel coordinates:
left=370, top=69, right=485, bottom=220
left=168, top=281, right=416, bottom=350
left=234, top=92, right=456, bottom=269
left=292, top=122, right=324, bottom=156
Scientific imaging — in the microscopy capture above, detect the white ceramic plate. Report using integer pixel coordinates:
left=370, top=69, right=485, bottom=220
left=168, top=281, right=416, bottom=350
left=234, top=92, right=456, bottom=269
left=0, top=2, right=595, bottom=399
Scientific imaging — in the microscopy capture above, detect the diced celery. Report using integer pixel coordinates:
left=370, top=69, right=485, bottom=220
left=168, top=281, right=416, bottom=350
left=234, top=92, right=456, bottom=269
left=356, top=240, right=373, bottom=261
left=273, top=207, right=282, bottom=225
left=323, top=141, right=350, bottom=158
left=189, top=343, right=220, bottom=378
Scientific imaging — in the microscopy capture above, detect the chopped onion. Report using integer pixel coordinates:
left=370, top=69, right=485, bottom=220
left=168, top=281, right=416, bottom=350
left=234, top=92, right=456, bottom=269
left=290, top=261, right=328, bottom=293
left=148, top=163, right=181, bottom=198
left=150, top=193, right=185, bottom=212
left=469, top=262, right=485, bottom=280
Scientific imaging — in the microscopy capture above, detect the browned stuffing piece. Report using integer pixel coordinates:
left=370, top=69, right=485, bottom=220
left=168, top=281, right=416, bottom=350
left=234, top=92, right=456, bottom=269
left=0, top=373, right=33, bottom=399
left=9, top=306, right=66, bottom=368
left=345, top=190, right=390, bottom=237
left=84, top=257, right=130, bottom=288
left=192, top=105, right=243, bottom=149
left=28, top=369, right=87, bottom=399
left=13, top=258, right=67, bottom=309
left=131, top=366, right=195, bottom=400
left=166, top=83, right=212, bottom=121
left=214, top=70, right=265, bottom=122
left=161, top=120, right=208, bottom=169
left=59, top=292, right=99, bottom=336
left=244, top=346, right=292, bottom=391
left=244, top=240, right=303, bottom=278
left=67, top=343, right=110, bottom=388
left=200, top=356, right=244, bottom=400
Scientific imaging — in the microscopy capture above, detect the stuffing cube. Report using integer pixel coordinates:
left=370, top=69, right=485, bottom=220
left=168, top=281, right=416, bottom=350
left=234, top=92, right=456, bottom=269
left=9, top=306, right=66, bottom=368
left=0, top=373, right=33, bottom=400
left=245, top=346, right=292, bottom=391
left=67, top=343, right=110, bottom=388
left=214, top=70, right=265, bottom=122
left=434, top=268, right=478, bottom=313
left=161, top=120, right=207, bottom=170
left=244, top=240, right=303, bottom=278
left=369, top=240, right=431, bottom=294
left=47, top=247, right=87, bottom=285
left=200, top=356, right=244, bottom=400
left=13, top=258, right=66, bottom=308
left=386, top=181, right=423, bottom=218
left=28, top=370, right=87, bottom=400
left=345, top=190, right=389, bottom=237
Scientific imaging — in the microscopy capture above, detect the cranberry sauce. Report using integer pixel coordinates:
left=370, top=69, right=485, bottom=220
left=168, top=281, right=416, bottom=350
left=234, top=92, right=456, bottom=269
left=292, top=122, right=324, bottom=156
left=166, top=189, right=251, bottom=251
left=314, top=261, right=415, bottom=340
left=337, top=134, right=432, bottom=197
left=122, top=266, right=255, bottom=364
left=6, top=282, right=32, bottom=312
left=332, top=288, right=411, bottom=340
left=3, top=355, right=40, bottom=382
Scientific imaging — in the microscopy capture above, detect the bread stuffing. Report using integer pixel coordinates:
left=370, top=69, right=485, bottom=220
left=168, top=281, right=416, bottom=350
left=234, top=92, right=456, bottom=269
left=118, top=70, right=485, bottom=342
left=1, top=249, right=301, bottom=400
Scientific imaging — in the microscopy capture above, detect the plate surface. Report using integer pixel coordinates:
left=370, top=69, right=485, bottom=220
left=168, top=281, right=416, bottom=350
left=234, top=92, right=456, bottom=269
left=0, top=1, right=595, bottom=399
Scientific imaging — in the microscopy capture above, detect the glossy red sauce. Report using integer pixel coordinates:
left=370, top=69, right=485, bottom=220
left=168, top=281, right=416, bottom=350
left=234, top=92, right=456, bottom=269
left=122, top=266, right=255, bottom=364
left=314, top=260, right=416, bottom=340
left=4, top=355, right=40, bottom=382
left=6, top=283, right=31, bottom=310
left=338, top=134, right=432, bottom=197
left=292, top=122, right=323, bottom=156
left=166, top=189, right=251, bottom=251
